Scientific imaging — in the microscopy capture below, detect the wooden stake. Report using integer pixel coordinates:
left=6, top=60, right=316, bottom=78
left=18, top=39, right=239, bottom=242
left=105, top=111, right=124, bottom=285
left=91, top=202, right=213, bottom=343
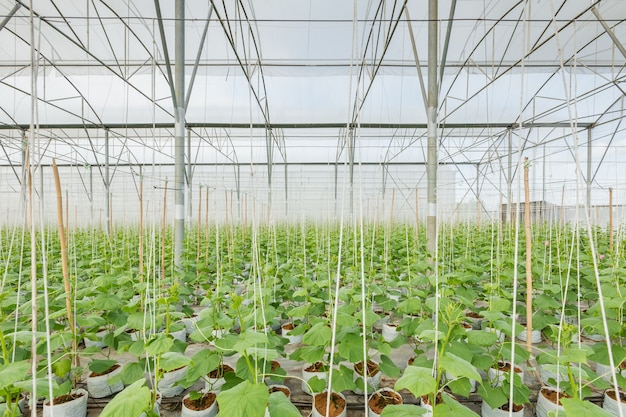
left=52, top=160, right=77, bottom=365
left=609, top=187, right=613, bottom=253
left=523, top=157, right=532, bottom=352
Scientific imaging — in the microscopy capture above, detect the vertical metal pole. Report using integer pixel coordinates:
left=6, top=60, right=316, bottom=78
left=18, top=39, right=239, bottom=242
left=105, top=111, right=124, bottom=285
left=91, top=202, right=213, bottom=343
left=426, top=0, right=438, bottom=254
left=542, top=144, right=546, bottom=204
left=476, top=164, right=481, bottom=226
left=334, top=162, right=338, bottom=216
left=266, top=129, right=273, bottom=215
left=284, top=163, right=288, bottom=218
left=21, top=130, right=26, bottom=203
left=349, top=128, right=355, bottom=220
left=187, top=128, right=192, bottom=224
left=89, top=165, right=93, bottom=219
left=609, top=187, right=613, bottom=253
left=173, top=0, right=185, bottom=267
left=105, top=128, right=110, bottom=235
left=586, top=127, right=592, bottom=210
left=507, top=129, right=513, bottom=223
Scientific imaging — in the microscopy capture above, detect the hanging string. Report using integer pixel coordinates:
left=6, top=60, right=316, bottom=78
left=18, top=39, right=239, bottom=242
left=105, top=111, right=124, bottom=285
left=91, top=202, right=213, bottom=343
left=547, top=2, right=624, bottom=415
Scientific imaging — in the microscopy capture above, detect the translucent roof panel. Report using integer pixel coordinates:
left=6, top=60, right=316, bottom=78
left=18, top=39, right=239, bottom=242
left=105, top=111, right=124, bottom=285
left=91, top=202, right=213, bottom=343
left=0, top=0, right=624, bottom=128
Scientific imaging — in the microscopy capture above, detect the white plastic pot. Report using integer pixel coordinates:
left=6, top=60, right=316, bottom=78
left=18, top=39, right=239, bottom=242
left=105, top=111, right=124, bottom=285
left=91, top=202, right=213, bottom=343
left=419, top=395, right=434, bottom=417
left=83, top=329, right=107, bottom=348
left=536, top=387, right=567, bottom=417
left=603, top=389, right=626, bottom=416
left=0, top=396, right=26, bottom=416
left=86, top=363, right=124, bottom=398
left=539, top=364, right=568, bottom=388
left=481, top=401, right=524, bottom=417
left=181, top=391, right=218, bottom=417
left=312, top=391, right=347, bottom=417
left=367, top=388, right=403, bottom=417
left=596, top=363, right=616, bottom=382
left=487, top=362, right=524, bottom=386
left=204, top=365, right=234, bottom=393
left=372, top=311, right=390, bottom=331
left=158, top=366, right=188, bottom=397
left=381, top=322, right=401, bottom=343
left=181, top=315, right=200, bottom=334
left=43, top=388, right=88, bottom=417
left=139, top=393, right=161, bottom=417
left=281, top=323, right=302, bottom=344
left=302, top=364, right=328, bottom=395
left=170, top=326, right=187, bottom=343
left=268, top=384, right=291, bottom=400
left=353, top=361, right=382, bottom=395
left=516, top=328, right=542, bottom=343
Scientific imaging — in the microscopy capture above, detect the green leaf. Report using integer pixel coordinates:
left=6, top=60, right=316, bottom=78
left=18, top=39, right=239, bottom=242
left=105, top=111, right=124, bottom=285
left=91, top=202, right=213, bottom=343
left=379, top=355, right=401, bottom=378
left=394, top=366, right=437, bottom=398
left=159, top=351, right=191, bottom=372
left=477, top=383, right=508, bottom=409
left=145, top=334, right=173, bottom=356
left=330, top=365, right=356, bottom=392
left=0, top=361, right=29, bottom=391
left=178, top=349, right=220, bottom=389
left=217, top=379, right=269, bottom=417
left=302, top=322, right=332, bottom=347
left=337, top=333, right=364, bottom=362
left=88, top=359, right=118, bottom=375
left=434, top=393, right=480, bottom=417
left=51, top=357, right=72, bottom=378
left=232, top=330, right=269, bottom=354
left=561, top=397, right=613, bottom=417
left=380, top=404, right=427, bottom=416
left=440, top=352, right=481, bottom=381
left=467, top=330, right=499, bottom=346
left=119, top=362, right=145, bottom=385
left=99, top=379, right=152, bottom=417
left=268, top=391, right=301, bottom=417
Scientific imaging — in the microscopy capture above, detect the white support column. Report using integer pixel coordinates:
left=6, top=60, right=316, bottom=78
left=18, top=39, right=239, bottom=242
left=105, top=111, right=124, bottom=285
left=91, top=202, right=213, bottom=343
left=173, top=0, right=185, bottom=267
left=426, top=0, right=439, bottom=254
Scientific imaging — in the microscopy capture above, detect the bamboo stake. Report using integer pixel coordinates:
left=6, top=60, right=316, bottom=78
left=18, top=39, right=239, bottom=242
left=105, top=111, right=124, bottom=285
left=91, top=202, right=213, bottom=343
left=52, top=160, right=77, bottom=365
left=609, top=187, right=613, bottom=253
left=65, top=189, right=69, bottom=240
left=523, top=157, right=532, bottom=352
left=161, top=180, right=168, bottom=283
left=139, top=177, right=144, bottom=281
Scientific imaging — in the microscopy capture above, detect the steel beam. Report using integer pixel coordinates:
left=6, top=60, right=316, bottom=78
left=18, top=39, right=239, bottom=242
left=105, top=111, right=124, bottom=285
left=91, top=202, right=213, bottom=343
left=0, top=122, right=594, bottom=131
left=591, top=7, right=626, bottom=60
left=0, top=2, right=21, bottom=32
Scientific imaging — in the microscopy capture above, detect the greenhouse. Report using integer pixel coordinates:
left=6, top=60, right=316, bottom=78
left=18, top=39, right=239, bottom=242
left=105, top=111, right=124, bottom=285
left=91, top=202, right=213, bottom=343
left=0, top=0, right=625, bottom=416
